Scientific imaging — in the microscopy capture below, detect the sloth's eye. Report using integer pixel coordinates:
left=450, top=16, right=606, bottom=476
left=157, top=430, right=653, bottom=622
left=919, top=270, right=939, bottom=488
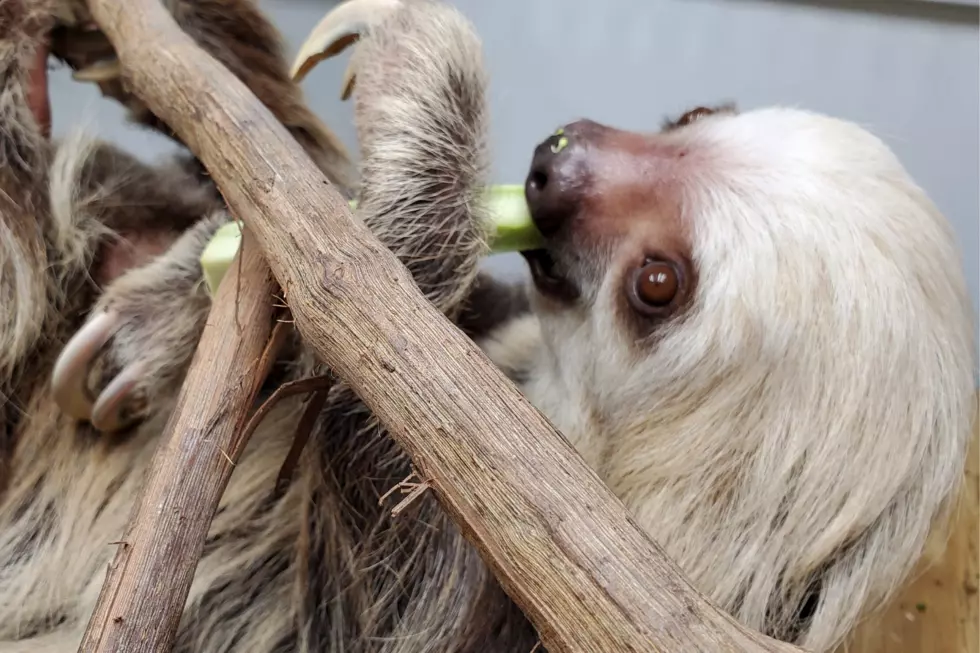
left=629, top=259, right=679, bottom=313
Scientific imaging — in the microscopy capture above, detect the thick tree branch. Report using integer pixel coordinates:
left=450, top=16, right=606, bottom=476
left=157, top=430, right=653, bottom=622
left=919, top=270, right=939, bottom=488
left=81, top=0, right=809, bottom=651
left=77, top=228, right=278, bottom=652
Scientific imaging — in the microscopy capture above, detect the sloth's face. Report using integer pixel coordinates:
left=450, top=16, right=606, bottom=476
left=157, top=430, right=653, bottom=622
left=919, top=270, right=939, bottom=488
left=520, top=108, right=723, bottom=337
left=520, top=105, right=968, bottom=424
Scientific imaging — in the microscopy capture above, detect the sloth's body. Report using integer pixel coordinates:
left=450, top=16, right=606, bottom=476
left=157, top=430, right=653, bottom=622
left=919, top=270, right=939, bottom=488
left=0, top=1, right=975, bottom=652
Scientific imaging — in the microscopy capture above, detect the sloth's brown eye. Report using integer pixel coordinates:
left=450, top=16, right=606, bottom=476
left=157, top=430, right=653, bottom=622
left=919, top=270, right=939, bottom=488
left=629, top=259, right=679, bottom=313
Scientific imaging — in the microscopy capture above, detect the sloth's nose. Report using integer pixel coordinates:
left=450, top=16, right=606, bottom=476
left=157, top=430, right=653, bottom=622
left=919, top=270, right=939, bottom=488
left=524, top=120, right=599, bottom=237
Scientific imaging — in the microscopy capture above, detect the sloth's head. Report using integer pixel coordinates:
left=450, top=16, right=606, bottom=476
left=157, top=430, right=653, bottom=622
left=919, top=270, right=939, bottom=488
left=519, top=104, right=975, bottom=644
left=521, top=104, right=974, bottom=434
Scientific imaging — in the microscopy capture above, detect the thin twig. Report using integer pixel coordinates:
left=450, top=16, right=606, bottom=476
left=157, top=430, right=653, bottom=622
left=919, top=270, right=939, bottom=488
left=378, top=469, right=420, bottom=506
left=390, top=480, right=431, bottom=518
left=238, top=374, right=336, bottom=448
left=273, top=372, right=335, bottom=497
left=378, top=468, right=432, bottom=518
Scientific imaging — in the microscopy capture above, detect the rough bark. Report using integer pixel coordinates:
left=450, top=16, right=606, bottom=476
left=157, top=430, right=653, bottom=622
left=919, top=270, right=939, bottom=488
left=79, top=0, right=810, bottom=651
left=77, top=227, right=278, bottom=652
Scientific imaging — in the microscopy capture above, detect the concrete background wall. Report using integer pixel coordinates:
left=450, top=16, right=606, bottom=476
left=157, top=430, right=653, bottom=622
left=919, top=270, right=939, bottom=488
left=48, top=0, right=980, bottom=362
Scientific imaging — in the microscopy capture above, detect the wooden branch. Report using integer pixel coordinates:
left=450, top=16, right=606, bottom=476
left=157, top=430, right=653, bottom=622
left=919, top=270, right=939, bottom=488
left=82, top=0, right=809, bottom=651
left=77, top=227, right=278, bottom=652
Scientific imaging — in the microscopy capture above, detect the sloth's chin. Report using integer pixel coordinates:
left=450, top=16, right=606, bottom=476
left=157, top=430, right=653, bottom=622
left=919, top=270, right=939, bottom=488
left=520, top=248, right=579, bottom=302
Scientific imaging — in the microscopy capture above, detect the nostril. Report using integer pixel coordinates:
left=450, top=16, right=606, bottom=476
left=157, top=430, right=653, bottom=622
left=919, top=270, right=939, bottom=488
left=524, top=164, right=568, bottom=237
left=525, top=128, right=588, bottom=237
left=528, top=168, right=548, bottom=193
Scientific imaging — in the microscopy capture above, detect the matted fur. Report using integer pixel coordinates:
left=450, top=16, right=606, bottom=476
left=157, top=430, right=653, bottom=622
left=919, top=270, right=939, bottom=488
left=0, top=0, right=975, bottom=652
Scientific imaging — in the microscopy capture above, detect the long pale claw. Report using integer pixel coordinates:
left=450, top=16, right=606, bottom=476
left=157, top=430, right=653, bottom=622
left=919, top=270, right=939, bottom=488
left=51, top=310, right=121, bottom=421
left=90, top=361, right=146, bottom=433
left=72, top=58, right=121, bottom=83
left=290, top=0, right=402, bottom=95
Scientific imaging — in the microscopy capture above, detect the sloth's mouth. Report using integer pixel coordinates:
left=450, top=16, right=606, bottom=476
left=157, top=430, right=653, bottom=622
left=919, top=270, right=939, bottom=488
left=520, top=248, right=579, bottom=302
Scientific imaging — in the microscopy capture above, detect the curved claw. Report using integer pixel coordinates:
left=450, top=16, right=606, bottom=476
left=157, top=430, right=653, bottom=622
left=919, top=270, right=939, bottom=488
left=290, top=0, right=402, bottom=95
left=51, top=310, right=121, bottom=421
left=90, top=360, right=147, bottom=433
left=72, top=58, right=121, bottom=83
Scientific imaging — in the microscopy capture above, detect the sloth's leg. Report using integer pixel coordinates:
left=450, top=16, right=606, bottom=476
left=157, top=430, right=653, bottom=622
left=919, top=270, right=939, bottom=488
left=317, top=0, right=494, bottom=319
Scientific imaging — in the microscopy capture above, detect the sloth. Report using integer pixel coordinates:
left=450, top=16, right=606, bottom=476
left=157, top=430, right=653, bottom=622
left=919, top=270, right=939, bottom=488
left=0, top=0, right=976, bottom=652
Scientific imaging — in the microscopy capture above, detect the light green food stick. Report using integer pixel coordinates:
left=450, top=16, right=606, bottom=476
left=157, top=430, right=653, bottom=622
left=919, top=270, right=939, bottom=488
left=199, top=221, right=245, bottom=298
left=199, top=186, right=543, bottom=296
left=482, top=184, right=544, bottom=253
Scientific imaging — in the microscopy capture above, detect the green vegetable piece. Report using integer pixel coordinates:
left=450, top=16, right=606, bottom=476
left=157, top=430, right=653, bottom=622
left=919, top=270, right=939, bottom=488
left=199, top=221, right=244, bottom=297
left=485, top=184, right=544, bottom=253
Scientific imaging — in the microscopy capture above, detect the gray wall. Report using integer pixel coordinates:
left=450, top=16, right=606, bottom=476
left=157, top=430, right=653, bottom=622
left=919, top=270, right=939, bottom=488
left=48, top=0, right=980, bottom=356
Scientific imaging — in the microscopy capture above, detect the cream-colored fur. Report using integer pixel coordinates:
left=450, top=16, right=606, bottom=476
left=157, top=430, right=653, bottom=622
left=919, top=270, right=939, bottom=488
left=486, top=106, right=977, bottom=650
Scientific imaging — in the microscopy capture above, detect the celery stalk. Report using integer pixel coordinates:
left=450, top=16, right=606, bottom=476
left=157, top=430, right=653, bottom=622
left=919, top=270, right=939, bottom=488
left=199, top=221, right=245, bottom=297
left=484, top=184, right=543, bottom=253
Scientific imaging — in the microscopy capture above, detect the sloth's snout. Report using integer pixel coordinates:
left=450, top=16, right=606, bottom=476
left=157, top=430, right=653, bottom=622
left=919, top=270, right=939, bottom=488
left=524, top=119, right=604, bottom=238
